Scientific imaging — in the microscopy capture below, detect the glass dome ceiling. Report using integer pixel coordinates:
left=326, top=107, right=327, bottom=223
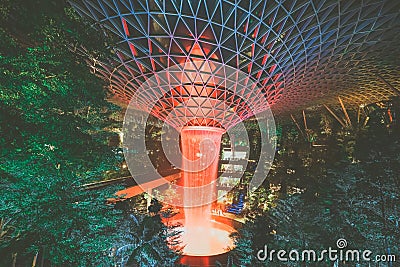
left=71, top=0, right=400, bottom=114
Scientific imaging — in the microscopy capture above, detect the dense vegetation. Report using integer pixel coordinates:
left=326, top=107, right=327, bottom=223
left=0, top=1, right=180, bottom=266
left=0, top=0, right=122, bottom=265
left=1, top=1, right=398, bottom=267
left=230, top=113, right=400, bottom=266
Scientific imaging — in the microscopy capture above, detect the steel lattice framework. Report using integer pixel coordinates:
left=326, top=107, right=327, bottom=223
left=71, top=0, right=400, bottom=120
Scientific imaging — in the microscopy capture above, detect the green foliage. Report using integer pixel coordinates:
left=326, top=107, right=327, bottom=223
left=108, top=212, right=182, bottom=267
left=1, top=167, right=122, bottom=266
left=0, top=0, right=125, bottom=266
left=0, top=0, right=114, bottom=57
left=231, top=115, right=400, bottom=266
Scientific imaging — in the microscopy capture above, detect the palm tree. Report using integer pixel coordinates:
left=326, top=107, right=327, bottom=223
left=109, top=211, right=182, bottom=267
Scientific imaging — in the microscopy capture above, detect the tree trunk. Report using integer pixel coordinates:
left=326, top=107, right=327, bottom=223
left=12, top=253, right=17, bottom=267
left=32, top=251, right=38, bottom=267
left=41, top=247, right=45, bottom=267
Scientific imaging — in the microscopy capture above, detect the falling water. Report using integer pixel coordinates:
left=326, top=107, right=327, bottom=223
left=179, top=126, right=231, bottom=256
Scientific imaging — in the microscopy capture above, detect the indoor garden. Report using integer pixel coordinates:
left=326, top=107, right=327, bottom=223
left=1, top=0, right=399, bottom=267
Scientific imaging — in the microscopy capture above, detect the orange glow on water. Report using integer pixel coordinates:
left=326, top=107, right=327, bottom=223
left=178, top=223, right=235, bottom=256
